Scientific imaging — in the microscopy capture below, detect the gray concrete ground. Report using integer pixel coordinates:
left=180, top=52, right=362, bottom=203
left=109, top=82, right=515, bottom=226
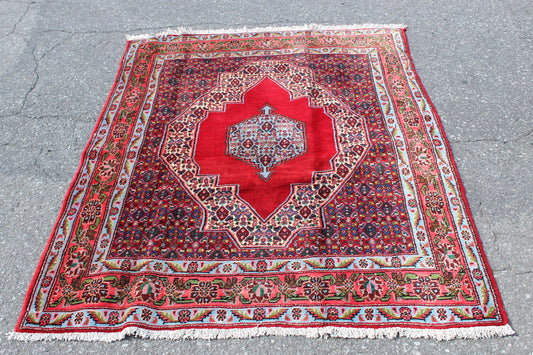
left=1, top=1, right=531, bottom=354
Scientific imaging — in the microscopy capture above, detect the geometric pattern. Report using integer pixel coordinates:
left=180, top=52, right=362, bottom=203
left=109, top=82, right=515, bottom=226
left=226, top=104, right=307, bottom=181
left=161, top=64, right=369, bottom=247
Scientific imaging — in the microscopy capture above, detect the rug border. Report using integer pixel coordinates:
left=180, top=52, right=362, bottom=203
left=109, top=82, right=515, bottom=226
left=13, top=40, right=134, bottom=335
left=13, top=25, right=514, bottom=341
left=398, top=29, right=511, bottom=329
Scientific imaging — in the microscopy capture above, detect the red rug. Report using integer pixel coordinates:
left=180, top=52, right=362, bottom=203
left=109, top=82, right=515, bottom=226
left=14, top=25, right=513, bottom=341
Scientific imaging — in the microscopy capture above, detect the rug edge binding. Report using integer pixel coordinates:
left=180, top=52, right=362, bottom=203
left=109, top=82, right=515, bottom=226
left=9, top=324, right=514, bottom=342
left=126, top=24, right=407, bottom=41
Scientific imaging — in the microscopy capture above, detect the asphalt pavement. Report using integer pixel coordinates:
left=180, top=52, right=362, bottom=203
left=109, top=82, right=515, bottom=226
left=0, top=1, right=531, bottom=354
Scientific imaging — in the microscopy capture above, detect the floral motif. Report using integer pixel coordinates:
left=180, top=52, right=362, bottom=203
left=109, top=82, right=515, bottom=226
left=131, top=277, right=163, bottom=303
left=357, top=275, right=385, bottom=301
left=108, top=311, right=120, bottom=325
left=245, top=279, right=275, bottom=303
left=64, top=249, right=88, bottom=278
left=399, top=307, right=412, bottom=320
left=302, top=277, right=330, bottom=302
left=413, top=276, right=440, bottom=301
left=80, top=200, right=101, bottom=224
left=190, top=281, right=218, bottom=304
left=82, top=279, right=109, bottom=303
left=425, top=192, right=445, bottom=214
left=327, top=307, right=339, bottom=320
left=253, top=308, right=266, bottom=321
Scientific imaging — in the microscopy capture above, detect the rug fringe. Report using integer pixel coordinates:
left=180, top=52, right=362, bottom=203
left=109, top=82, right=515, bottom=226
left=126, top=24, right=407, bottom=41
left=9, top=324, right=514, bottom=342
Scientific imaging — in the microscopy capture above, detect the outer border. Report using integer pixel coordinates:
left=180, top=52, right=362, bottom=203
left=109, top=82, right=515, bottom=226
left=398, top=28, right=510, bottom=327
left=13, top=41, right=134, bottom=334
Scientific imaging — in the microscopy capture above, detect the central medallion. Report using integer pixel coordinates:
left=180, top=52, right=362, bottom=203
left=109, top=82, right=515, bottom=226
left=226, top=104, right=307, bottom=181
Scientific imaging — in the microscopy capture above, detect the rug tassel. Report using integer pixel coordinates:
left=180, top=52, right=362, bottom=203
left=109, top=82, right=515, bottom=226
left=9, top=324, right=514, bottom=342
left=126, top=24, right=407, bottom=41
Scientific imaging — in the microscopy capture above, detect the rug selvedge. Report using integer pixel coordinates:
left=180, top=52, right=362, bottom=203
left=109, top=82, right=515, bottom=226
left=14, top=26, right=512, bottom=340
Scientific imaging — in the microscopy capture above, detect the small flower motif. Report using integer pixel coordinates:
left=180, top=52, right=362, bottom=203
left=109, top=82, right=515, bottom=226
left=435, top=228, right=448, bottom=240
left=61, top=284, right=74, bottom=298
left=472, top=268, right=483, bottom=280
left=39, top=313, right=51, bottom=326
left=98, top=158, right=118, bottom=180
left=216, top=309, right=227, bottom=321
left=364, top=308, right=374, bottom=320
left=292, top=308, right=302, bottom=320
left=399, top=307, right=412, bottom=320
left=461, top=230, right=471, bottom=240
left=178, top=310, right=190, bottom=323
left=303, top=277, right=330, bottom=302
left=222, top=264, right=232, bottom=273
left=390, top=76, right=406, bottom=95
left=253, top=308, right=266, bottom=321
left=425, top=191, right=444, bottom=214
left=327, top=307, right=339, bottom=320
left=416, top=231, right=426, bottom=241
left=413, top=276, right=440, bottom=301
left=81, top=200, right=102, bottom=224
left=324, top=258, right=335, bottom=269
left=187, top=262, right=198, bottom=273
left=100, top=239, right=109, bottom=248
left=256, top=260, right=267, bottom=272
left=291, top=262, right=301, bottom=270
left=134, top=61, right=148, bottom=76
left=121, top=260, right=132, bottom=271
left=153, top=262, right=163, bottom=271
left=74, top=312, right=84, bottom=325
left=54, top=241, right=64, bottom=250
left=391, top=257, right=401, bottom=268
left=113, top=122, right=129, bottom=139
left=472, top=307, right=484, bottom=320
left=82, top=279, right=109, bottom=303
left=41, top=276, right=52, bottom=288
left=359, top=259, right=368, bottom=268
left=191, top=281, right=218, bottom=304
left=437, top=308, right=447, bottom=320
left=108, top=311, right=120, bottom=325
left=385, top=53, right=399, bottom=66
left=165, top=284, right=183, bottom=302
left=141, top=309, right=153, bottom=321
left=403, top=111, right=418, bottom=126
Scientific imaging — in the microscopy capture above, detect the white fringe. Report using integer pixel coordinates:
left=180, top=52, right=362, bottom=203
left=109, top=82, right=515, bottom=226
left=126, top=24, right=407, bottom=41
left=9, top=324, right=514, bottom=342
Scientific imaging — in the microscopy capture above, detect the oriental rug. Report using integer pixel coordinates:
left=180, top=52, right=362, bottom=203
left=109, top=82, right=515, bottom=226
left=14, top=25, right=513, bottom=341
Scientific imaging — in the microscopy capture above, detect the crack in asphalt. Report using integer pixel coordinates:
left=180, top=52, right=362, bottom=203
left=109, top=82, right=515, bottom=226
left=0, top=1, right=35, bottom=39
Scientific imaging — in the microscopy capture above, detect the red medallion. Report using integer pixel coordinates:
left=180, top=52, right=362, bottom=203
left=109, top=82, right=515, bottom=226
left=194, top=78, right=337, bottom=219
